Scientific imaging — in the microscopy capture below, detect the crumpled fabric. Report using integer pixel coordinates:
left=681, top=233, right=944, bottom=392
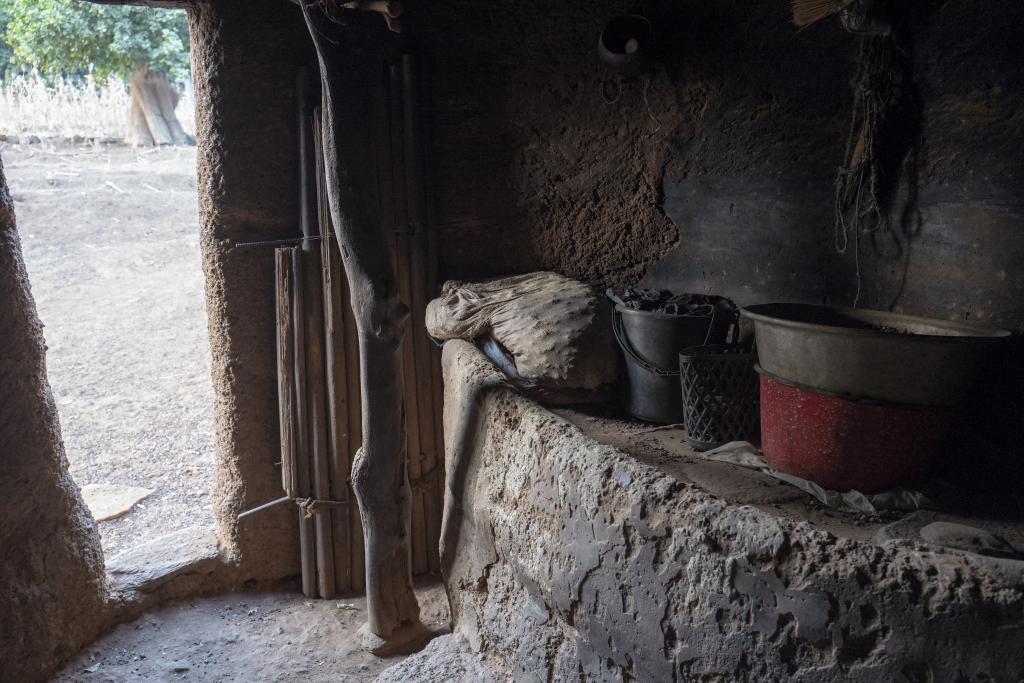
left=426, top=272, right=619, bottom=392
left=702, top=441, right=937, bottom=514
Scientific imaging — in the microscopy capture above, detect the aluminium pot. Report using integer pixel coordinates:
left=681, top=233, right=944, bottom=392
left=742, top=303, right=1010, bottom=408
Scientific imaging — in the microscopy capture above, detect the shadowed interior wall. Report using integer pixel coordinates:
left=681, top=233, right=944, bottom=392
left=190, top=0, right=315, bottom=580
left=407, top=0, right=1023, bottom=332
left=404, top=0, right=1023, bottom=450
left=0, top=159, right=107, bottom=682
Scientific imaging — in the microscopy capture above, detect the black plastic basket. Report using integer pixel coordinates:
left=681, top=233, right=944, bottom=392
left=678, top=343, right=759, bottom=451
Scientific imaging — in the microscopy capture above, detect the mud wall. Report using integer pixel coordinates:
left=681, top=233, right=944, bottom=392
left=403, top=0, right=1023, bottom=449
left=0, top=159, right=107, bottom=681
left=410, top=0, right=1024, bottom=332
left=439, top=340, right=1024, bottom=682
left=190, top=0, right=314, bottom=581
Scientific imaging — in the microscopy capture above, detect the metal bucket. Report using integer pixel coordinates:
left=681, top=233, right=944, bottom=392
left=742, top=303, right=1010, bottom=407
left=613, top=305, right=731, bottom=423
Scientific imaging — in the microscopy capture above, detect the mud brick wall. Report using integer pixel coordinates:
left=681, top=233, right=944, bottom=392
left=440, top=340, right=1024, bottom=682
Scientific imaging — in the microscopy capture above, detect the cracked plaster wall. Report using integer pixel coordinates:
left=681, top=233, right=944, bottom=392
left=441, top=340, right=1024, bottom=682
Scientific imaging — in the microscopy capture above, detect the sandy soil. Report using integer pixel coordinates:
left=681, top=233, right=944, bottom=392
left=54, top=582, right=451, bottom=682
left=3, top=140, right=214, bottom=557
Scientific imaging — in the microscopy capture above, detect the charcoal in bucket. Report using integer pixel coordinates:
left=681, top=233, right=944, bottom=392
left=608, top=288, right=737, bottom=423
left=679, top=343, right=759, bottom=451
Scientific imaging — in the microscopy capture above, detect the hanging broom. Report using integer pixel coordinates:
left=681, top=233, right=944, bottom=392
left=792, top=0, right=843, bottom=27
left=793, top=0, right=891, bottom=34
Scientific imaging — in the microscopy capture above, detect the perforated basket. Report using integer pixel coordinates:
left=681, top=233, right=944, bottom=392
left=678, top=343, right=759, bottom=451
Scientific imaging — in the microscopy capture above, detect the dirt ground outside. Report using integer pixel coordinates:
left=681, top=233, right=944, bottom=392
left=4, top=140, right=214, bottom=557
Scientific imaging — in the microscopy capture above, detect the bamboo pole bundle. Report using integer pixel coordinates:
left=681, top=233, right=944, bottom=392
left=271, top=55, right=442, bottom=605
left=383, top=61, right=430, bottom=577
left=287, top=247, right=318, bottom=597
left=314, top=110, right=358, bottom=595
left=298, top=68, right=337, bottom=600
left=400, top=55, right=443, bottom=572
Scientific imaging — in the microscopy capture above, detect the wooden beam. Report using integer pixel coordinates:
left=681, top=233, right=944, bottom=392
left=300, top=1, right=423, bottom=649
left=78, top=0, right=191, bottom=9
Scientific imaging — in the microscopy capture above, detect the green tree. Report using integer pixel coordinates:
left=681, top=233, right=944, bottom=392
left=0, top=5, right=14, bottom=81
left=4, top=0, right=192, bottom=145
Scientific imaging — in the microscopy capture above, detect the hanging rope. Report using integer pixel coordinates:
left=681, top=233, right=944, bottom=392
left=833, top=35, right=902, bottom=306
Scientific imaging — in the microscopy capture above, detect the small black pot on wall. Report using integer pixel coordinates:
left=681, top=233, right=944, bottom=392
left=598, top=14, right=654, bottom=78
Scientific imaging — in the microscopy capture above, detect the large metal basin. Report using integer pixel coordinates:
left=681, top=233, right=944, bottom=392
left=742, top=303, right=1010, bottom=407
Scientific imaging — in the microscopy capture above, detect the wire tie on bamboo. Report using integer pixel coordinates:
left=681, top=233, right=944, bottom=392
left=408, top=462, right=442, bottom=490
left=237, top=495, right=357, bottom=520
left=295, top=496, right=358, bottom=519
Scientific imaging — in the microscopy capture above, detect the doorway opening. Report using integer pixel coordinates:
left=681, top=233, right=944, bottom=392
left=1, top=5, right=213, bottom=560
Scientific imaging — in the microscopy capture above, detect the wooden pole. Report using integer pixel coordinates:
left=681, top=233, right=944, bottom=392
left=400, top=54, right=443, bottom=572
left=290, top=247, right=318, bottom=597
left=276, top=249, right=298, bottom=501
left=297, top=67, right=337, bottom=600
left=301, top=3, right=422, bottom=645
left=315, top=110, right=354, bottom=595
left=385, top=62, right=428, bottom=577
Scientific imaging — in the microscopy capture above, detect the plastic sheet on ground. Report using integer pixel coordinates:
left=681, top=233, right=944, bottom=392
left=701, top=441, right=936, bottom=514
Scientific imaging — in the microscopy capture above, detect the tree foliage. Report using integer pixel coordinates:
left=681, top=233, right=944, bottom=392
left=0, top=5, right=15, bottom=80
left=4, top=1, right=190, bottom=82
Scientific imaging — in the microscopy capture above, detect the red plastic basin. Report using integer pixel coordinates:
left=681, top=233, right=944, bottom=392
left=759, top=373, right=952, bottom=493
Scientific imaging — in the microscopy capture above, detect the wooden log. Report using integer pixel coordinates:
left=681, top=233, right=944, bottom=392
left=301, top=3, right=422, bottom=643
left=298, top=68, right=336, bottom=600
left=290, top=247, right=317, bottom=598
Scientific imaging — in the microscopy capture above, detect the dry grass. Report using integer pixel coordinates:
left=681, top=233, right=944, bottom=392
left=0, top=72, right=195, bottom=141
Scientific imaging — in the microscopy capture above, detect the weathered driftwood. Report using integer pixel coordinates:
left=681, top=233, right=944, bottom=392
left=301, top=1, right=422, bottom=645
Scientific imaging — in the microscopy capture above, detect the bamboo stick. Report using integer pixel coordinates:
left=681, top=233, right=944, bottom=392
left=386, top=62, right=428, bottom=577
left=323, top=236, right=353, bottom=594
left=344, top=267, right=366, bottom=594
left=276, top=248, right=297, bottom=501
left=290, top=247, right=317, bottom=597
left=298, top=69, right=336, bottom=600
left=315, top=110, right=354, bottom=595
left=401, top=54, right=443, bottom=572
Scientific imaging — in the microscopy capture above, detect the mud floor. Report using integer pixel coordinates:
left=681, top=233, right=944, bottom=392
left=3, top=141, right=213, bottom=557
left=54, top=582, right=450, bottom=682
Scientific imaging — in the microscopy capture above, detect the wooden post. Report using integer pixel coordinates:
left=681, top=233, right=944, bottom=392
left=301, top=3, right=423, bottom=647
